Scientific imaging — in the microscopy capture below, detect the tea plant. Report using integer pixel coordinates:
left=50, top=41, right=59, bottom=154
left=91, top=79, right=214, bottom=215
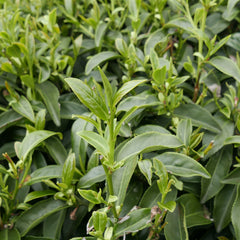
left=1, top=0, right=240, bottom=239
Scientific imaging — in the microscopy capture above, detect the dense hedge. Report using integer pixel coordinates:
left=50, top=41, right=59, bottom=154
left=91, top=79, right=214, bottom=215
left=1, top=0, right=240, bottom=239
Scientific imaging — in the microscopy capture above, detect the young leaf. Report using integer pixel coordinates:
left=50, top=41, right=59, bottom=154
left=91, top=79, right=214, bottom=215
left=18, top=130, right=60, bottom=161
left=232, top=185, right=240, bottom=239
left=24, top=190, right=56, bottom=203
left=115, top=38, right=128, bottom=58
left=78, top=189, right=104, bottom=204
left=62, top=153, right=76, bottom=187
left=92, top=211, right=107, bottom=234
left=78, top=131, right=109, bottom=157
left=116, top=132, right=183, bottom=162
left=113, top=79, right=147, bottom=106
left=164, top=203, right=189, bottom=240
left=95, top=21, right=108, bottom=47
left=65, top=78, right=109, bottom=120
left=11, top=96, right=35, bottom=123
left=153, top=158, right=168, bottom=193
left=36, top=81, right=61, bottom=126
left=208, top=56, right=240, bottom=83
left=138, top=160, right=152, bottom=185
left=85, top=51, right=120, bottom=75
left=98, top=67, right=113, bottom=108
left=155, top=152, right=210, bottom=178
left=15, top=198, right=68, bottom=236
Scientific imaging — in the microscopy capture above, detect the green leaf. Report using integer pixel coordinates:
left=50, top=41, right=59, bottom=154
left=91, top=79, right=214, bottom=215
left=154, top=152, right=210, bottom=178
left=85, top=51, right=120, bottom=75
left=114, top=208, right=151, bottom=238
left=144, top=29, right=168, bottom=56
left=0, top=229, right=21, bottom=240
left=113, top=79, right=147, bottom=106
left=208, top=56, right=240, bottom=83
left=179, top=194, right=212, bottom=228
left=152, top=66, right=166, bottom=85
left=116, top=132, right=183, bottom=162
left=115, top=38, right=128, bottom=57
left=20, top=74, right=34, bottom=89
left=174, top=103, right=221, bottom=133
left=112, top=156, right=138, bottom=206
left=0, top=110, right=22, bottom=133
left=201, top=146, right=232, bottom=203
left=222, top=168, right=240, bottom=184
left=78, top=189, right=103, bottom=204
left=15, top=198, right=68, bottom=236
left=78, top=131, right=109, bottom=157
left=164, top=203, right=188, bottom=240
left=116, top=93, right=159, bottom=113
left=232, top=185, right=240, bottom=239
left=98, top=67, right=113, bottom=108
left=25, top=165, right=63, bottom=186
left=24, top=190, right=56, bottom=203
left=214, top=185, right=237, bottom=232
left=43, top=209, right=66, bottom=240
left=92, top=211, right=107, bottom=233
left=18, top=130, right=60, bottom=161
left=62, top=153, right=75, bottom=186
left=36, top=81, right=61, bottom=126
left=138, top=160, right=152, bottom=185
left=78, top=166, right=105, bottom=188
left=177, top=119, right=192, bottom=146
left=139, top=181, right=177, bottom=208
left=45, top=137, right=67, bottom=165
left=65, top=78, right=109, bottom=120
left=135, top=124, right=170, bottom=135
left=95, top=21, right=108, bottom=47
left=224, top=135, right=240, bottom=145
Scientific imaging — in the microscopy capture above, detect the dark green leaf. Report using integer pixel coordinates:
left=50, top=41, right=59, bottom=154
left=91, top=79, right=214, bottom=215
left=113, top=156, right=138, bottom=206
left=232, top=185, right=240, bottom=239
left=154, top=152, right=210, bottom=178
left=78, top=131, right=109, bottom=157
left=78, top=166, right=105, bottom=188
left=85, top=51, right=120, bottom=75
left=208, top=56, right=240, bottom=83
left=222, top=168, right=240, bottom=184
left=164, top=203, right=188, bottom=240
left=24, top=190, right=56, bottom=203
left=15, top=198, right=67, bottom=236
left=213, top=185, right=237, bottom=233
left=18, top=130, right=60, bottom=161
left=113, top=80, right=147, bottom=106
left=174, top=103, right=221, bottom=133
left=11, top=96, right=35, bottom=123
left=45, top=137, right=67, bottom=165
left=114, top=208, right=151, bottom=238
left=36, top=81, right=61, bottom=126
left=25, top=165, right=63, bottom=186
left=0, top=110, right=22, bottom=133
left=144, top=29, right=167, bottom=55
left=116, top=132, right=183, bottom=162
left=201, top=146, right=232, bottom=203
left=0, top=228, right=21, bottom=240
left=179, top=194, right=212, bottom=228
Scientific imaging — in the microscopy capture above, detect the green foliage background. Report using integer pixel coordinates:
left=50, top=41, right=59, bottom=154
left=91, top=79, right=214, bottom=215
left=1, top=0, right=240, bottom=239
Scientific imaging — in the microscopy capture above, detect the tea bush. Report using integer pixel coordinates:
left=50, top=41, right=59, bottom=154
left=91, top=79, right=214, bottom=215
left=1, top=0, right=240, bottom=239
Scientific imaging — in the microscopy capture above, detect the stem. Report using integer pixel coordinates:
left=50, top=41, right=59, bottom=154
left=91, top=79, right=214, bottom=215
left=193, top=6, right=208, bottom=102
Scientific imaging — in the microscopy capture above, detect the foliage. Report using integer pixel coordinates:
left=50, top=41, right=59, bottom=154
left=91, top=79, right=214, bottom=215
left=1, top=0, right=240, bottom=239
